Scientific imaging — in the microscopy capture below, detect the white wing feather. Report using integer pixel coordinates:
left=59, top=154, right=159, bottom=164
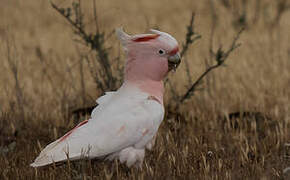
left=31, top=88, right=164, bottom=167
left=95, top=91, right=115, bottom=105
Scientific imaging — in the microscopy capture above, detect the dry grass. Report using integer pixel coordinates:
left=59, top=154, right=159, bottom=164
left=0, top=0, right=290, bottom=179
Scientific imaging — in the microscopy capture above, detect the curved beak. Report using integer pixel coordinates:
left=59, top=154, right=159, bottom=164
left=168, top=53, right=181, bottom=71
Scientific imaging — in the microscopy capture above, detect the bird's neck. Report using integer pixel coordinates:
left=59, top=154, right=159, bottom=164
left=123, top=79, right=164, bottom=105
left=123, top=56, right=167, bottom=104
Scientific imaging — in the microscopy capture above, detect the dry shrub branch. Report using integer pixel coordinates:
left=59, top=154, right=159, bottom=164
left=50, top=0, right=119, bottom=91
left=180, top=28, right=244, bottom=103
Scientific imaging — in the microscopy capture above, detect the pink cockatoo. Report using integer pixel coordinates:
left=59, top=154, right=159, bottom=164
left=30, top=28, right=180, bottom=168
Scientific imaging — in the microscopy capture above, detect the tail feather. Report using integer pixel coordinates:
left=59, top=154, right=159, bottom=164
left=30, top=138, right=63, bottom=167
left=31, top=120, right=90, bottom=167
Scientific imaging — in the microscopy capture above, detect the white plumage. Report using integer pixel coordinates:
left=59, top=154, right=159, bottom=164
left=31, top=84, right=164, bottom=167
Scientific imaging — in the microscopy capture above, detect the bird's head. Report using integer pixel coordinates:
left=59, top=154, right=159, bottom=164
left=116, top=28, right=181, bottom=82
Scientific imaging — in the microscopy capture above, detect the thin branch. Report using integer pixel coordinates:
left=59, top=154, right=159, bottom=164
left=167, top=12, right=202, bottom=100
left=50, top=1, right=88, bottom=44
left=180, top=12, right=202, bottom=87
left=50, top=0, right=116, bottom=90
left=180, top=28, right=244, bottom=103
left=180, top=12, right=202, bottom=58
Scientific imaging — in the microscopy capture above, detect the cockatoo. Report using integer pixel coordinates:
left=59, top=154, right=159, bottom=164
left=31, top=28, right=180, bottom=168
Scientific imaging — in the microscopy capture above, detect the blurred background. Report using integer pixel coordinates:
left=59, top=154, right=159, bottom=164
left=0, top=0, right=289, bottom=179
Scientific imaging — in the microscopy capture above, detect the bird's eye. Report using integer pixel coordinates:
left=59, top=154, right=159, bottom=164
left=158, top=49, right=165, bottom=55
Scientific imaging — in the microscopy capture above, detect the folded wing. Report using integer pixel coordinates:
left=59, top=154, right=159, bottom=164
left=31, top=92, right=164, bottom=167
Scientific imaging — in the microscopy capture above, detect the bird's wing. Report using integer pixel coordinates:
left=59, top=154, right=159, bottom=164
left=31, top=92, right=164, bottom=167
left=95, top=91, right=115, bottom=105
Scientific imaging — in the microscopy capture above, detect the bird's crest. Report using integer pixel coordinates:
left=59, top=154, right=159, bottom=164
left=116, top=28, right=160, bottom=44
left=116, top=28, right=178, bottom=50
left=132, top=34, right=160, bottom=42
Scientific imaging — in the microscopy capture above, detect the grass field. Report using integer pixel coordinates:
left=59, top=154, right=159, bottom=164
left=0, top=0, right=290, bottom=179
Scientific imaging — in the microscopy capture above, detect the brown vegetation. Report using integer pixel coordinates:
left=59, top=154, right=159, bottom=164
left=0, top=0, right=290, bottom=179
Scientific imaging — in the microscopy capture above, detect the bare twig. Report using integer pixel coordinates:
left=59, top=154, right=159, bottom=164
left=181, top=13, right=202, bottom=86
left=166, top=12, right=201, bottom=100
left=180, top=13, right=202, bottom=58
left=180, top=28, right=244, bottom=103
left=50, top=0, right=117, bottom=90
left=50, top=1, right=87, bottom=43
